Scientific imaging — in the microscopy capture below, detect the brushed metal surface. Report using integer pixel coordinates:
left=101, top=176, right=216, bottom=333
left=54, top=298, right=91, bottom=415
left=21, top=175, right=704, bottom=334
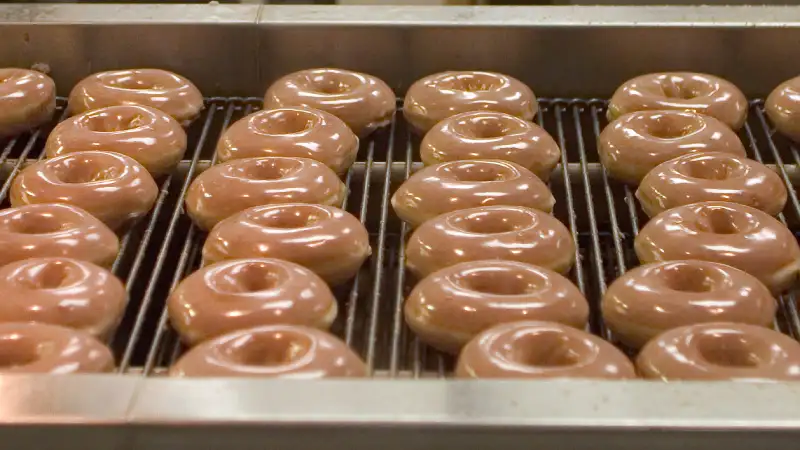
left=0, top=5, right=800, bottom=95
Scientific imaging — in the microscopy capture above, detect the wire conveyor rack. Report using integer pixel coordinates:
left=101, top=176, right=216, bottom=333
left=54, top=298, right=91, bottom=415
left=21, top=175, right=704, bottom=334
left=6, top=4, right=800, bottom=450
left=4, top=97, right=800, bottom=378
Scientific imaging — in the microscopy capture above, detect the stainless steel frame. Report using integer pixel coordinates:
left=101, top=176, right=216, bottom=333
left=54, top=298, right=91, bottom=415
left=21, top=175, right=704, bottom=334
left=3, top=5, right=800, bottom=450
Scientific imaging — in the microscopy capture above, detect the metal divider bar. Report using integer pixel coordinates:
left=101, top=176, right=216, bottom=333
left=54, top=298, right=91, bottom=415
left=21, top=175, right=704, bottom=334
left=117, top=101, right=220, bottom=372
left=364, top=113, right=397, bottom=371
left=549, top=101, right=587, bottom=295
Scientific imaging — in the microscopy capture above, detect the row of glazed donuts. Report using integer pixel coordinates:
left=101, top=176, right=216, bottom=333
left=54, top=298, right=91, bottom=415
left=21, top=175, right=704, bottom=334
left=599, top=73, right=789, bottom=217
left=599, top=72, right=800, bottom=291
left=168, top=68, right=399, bottom=377
left=393, top=72, right=621, bottom=378
left=0, top=66, right=401, bottom=377
left=0, top=67, right=210, bottom=374
left=0, top=66, right=403, bottom=376
left=392, top=70, right=800, bottom=381
left=597, top=73, right=800, bottom=379
left=171, top=69, right=586, bottom=378
left=396, top=72, right=623, bottom=379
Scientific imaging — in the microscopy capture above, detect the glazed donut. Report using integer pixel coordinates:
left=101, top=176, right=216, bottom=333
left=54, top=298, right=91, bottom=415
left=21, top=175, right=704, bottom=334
left=637, top=322, right=800, bottom=381
left=264, top=68, right=395, bottom=137
left=68, top=69, right=204, bottom=126
left=419, top=111, right=560, bottom=182
left=635, top=201, right=800, bottom=294
left=406, top=205, right=575, bottom=279
left=602, top=260, right=776, bottom=349
left=0, top=322, right=114, bottom=374
left=637, top=152, right=787, bottom=217
left=169, top=325, right=367, bottom=378
left=391, top=160, right=554, bottom=229
left=607, top=72, right=748, bottom=130
left=455, top=321, right=635, bottom=379
left=0, top=257, right=126, bottom=339
left=10, top=150, right=159, bottom=230
left=203, top=204, right=371, bottom=285
left=0, top=204, right=119, bottom=268
left=45, top=105, right=187, bottom=177
left=766, top=76, right=800, bottom=143
left=405, top=260, right=588, bottom=354
left=215, top=107, right=359, bottom=175
left=186, top=157, right=346, bottom=231
left=168, top=258, right=337, bottom=346
left=404, top=71, right=537, bottom=134
left=599, top=110, right=746, bottom=184
left=0, top=68, right=56, bottom=138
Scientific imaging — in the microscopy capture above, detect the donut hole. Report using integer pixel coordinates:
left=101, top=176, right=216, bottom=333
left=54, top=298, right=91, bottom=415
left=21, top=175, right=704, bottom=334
left=0, top=337, right=38, bottom=369
left=452, top=114, right=524, bottom=139
left=458, top=215, right=516, bottom=234
left=645, top=113, right=702, bottom=139
left=694, top=207, right=756, bottom=235
left=254, top=206, right=331, bottom=229
left=231, top=333, right=309, bottom=367
left=452, top=209, right=534, bottom=234
left=695, top=331, right=763, bottom=368
left=213, top=262, right=284, bottom=294
left=513, top=331, right=583, bottom=367
left=306, top=73, right=359, bottom=95
left=236, top=158, right=303, bottom=181
left=8, top=212, right=71, bottom=234
left=83, top=110, right=151, bottom=132
left=658, top=78, right=703, bottom=100
left=16, top=261, right=76, bottom=290
left=51, top=156, right=124, bottom=184
left=104, top=75, right=164, bottom=90
left=444, top=161, right=516, bottom=182
left=678, top=157, right=745, bottom=181
left=660, top=264, right=716, bottom=293
left=441, top=73, right=502, bottom=92
left=254, top=110, right=316, bottom=135
left=458, top=268, right=541, bottom=296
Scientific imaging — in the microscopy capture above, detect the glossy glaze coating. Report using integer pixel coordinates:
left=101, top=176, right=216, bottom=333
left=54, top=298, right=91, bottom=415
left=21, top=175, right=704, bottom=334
left=0, top=204, right=119, bottom=268
left=0, top=258, right=126, bottom=339
left=45, top=105, right=187, bottom=177
left=186, top=157, right=346, bottom=231
left=637, top=322, right=800, bottom=381
left=607, top=72, right=748, bottom=130
left=0, top=322, right=114, bottom=374
left=766, top=76, right=800, bottom=143
left=602, top=261, right=776, bottom=349
left=169, top=325, right=367, bottom=378
left=456, top=321, right=635, bottom=379
left=419, top=111, right=560, bottom=182
left=392, top=160, right=554, bottom=229
left=405, top=260, right=588, bottom=354
left=0, top=68, right=56, bottom=138
left=215, top=107, right=359, bottom=175
left=404, top=71, right=537, bottom=134
left=599, top=110, right=746, bottom=184
left=168, top=258, right=337, bottom=346
left=203, top=204, right=371, bottom=285
left=406, top=205, right=575, bottom=279
left=68, top=69, right=203, bottom=126
left=635, top=201, right=800, bottom=294
left=264, top=68, right=395, bottom=137
left=10, top=150, right=159, bottom=230
left=637, top=152, right=787, bottom=217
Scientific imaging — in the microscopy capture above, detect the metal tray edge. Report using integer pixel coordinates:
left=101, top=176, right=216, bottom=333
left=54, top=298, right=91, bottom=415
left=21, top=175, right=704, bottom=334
left=3, top=4, right=800, bottom=27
